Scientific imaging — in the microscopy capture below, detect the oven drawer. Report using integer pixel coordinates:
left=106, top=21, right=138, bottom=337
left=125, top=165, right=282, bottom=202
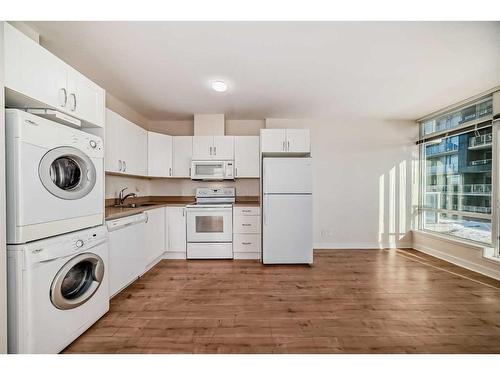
left=234, top=206, right=260, bottom=216
left=187, top=243, right=233, bottom=259
left=233, top=234, right=261, bottom=253
left=233, top=215, right=261, bottom=234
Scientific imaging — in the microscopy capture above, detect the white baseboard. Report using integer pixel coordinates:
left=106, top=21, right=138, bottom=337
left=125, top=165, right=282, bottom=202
left=413, top=242, right=500, bottom=281
left=233, top=252, right=261, bottom=260
left=314, top=242, right=413, bottom=250
left=163, top=251, right=186, bottom=260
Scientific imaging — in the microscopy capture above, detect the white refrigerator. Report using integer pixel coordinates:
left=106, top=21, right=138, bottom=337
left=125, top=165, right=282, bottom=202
left=262, top=157, right=313, bottom=264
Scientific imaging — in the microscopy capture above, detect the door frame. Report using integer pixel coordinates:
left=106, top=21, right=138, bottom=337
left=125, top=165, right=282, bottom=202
left=1, top=21, right=8, bottom=354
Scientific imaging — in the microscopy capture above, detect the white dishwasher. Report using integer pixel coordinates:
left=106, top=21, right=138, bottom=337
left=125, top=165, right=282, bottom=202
left=106, top=213, right=147, bottom=297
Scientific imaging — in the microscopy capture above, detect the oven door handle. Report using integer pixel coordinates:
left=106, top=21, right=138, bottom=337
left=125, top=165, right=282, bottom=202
left=187, top=208, right=232, bottom=214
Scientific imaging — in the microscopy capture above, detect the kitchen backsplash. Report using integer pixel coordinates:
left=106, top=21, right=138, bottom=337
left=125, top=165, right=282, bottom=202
left=105, top=174, right=259, bottom=199
left=105, top=175, right=151, bottom=199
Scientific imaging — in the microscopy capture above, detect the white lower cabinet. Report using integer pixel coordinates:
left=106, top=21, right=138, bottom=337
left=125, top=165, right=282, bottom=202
left=144, top=207, right=166, bottom=267
left=233, top=206, right=261, bottom=260
left=233, top=234, right=261, bottom=253
left=165, top=206, right=187, bottom=259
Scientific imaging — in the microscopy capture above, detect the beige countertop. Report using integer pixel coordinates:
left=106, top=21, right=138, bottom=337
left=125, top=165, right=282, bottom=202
left=105, top=196, right=259, bottom=220
left=105, top=201, right=191, bottom=221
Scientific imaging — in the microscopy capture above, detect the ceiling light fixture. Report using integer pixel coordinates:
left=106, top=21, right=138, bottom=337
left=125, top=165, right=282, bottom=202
left=211, top=80, right=228, bottom=92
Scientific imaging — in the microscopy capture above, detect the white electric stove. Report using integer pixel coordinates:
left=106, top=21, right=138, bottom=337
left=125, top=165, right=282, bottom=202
left=185, top=188, right=235, bottom=259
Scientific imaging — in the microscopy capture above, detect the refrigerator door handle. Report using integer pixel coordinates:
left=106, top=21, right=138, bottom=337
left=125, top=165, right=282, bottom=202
left=263, top=195, right=268, bottom=226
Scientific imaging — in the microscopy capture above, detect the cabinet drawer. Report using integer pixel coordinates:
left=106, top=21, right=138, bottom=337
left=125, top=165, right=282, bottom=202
left=234, top=206, right=261, bottom=216
left=233, top=216, right=261, bottom=234
left=233, top=234, right=261, bottom=253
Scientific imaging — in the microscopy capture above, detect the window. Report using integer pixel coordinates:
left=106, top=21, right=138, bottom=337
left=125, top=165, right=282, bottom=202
left=419, top=96, right=494, bottom=245
left=421, top=97, right=493, bottom=136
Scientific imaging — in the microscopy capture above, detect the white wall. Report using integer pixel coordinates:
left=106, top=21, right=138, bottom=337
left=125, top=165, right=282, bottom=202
left=146, top=119, right=264, bottom=136
left=106, top=93, right=149, bottom=129
left=266, top=118, right=418, bottom=249
left=0, top=21, right=8, bottom=353
left=148, top=120, right=193, bottom=136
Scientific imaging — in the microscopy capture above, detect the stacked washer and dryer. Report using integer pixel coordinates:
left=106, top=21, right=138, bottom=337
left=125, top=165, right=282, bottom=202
left=5, top=109, right=109, bottom=354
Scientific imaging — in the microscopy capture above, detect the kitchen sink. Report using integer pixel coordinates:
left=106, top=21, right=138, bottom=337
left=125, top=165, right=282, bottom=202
left=114, top=203, right=159, bottom=208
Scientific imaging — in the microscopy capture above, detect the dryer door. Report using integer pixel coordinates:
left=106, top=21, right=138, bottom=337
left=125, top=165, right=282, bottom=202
left=50, top=252, right=105, bottom=310
left=39, top=146, right=97, bottom=200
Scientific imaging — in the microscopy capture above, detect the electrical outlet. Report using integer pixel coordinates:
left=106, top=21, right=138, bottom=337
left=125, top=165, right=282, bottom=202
left=321, top=230, right=335, bottom=238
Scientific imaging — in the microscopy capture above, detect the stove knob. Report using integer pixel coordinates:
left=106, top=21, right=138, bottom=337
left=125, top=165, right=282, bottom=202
left=76, top=239, right=84, bottom=248
left=89, top=140, right=97, bottom=149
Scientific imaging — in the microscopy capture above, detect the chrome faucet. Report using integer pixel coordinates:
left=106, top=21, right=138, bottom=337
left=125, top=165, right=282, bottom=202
left=118, top=188, right=137, bottom=206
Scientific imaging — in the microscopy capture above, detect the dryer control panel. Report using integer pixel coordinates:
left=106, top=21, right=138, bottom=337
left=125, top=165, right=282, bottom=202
left=23, top=226, right=106, bottom=265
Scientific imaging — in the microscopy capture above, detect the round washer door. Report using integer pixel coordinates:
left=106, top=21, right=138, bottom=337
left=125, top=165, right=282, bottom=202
left=39, top=146, right=96, bottom=200
left=50, top=252, right=105, bottom=310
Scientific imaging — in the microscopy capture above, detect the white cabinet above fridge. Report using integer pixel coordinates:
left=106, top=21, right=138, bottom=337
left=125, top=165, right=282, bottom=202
left=260, top=129, right=310, bottom=155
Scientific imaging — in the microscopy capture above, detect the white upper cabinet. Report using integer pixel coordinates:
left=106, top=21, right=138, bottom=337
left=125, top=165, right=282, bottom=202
left=192, top=136, right=234, bottom=160
left=3, top=23, right=105, bottom=128
left=192, top=136, right=213, bottom=160
left=286, top=129, right=310, bottom=153
left=4, top=22, right=67, bottom=111
left=105, top=110, right=120, bottom=173
left=105, top=109, right=147, bottom=176
left=260, top=129, right=310, bottom=154
left=234, top=136, right=260, bottom=178
left=120, top=116, right=147, bottom=176
left=148, top=132, right=173, bottom=177
left=66, top=69, right=105, bottom=128
left=260, top=129, right=286, bottom=153
left=172, top=136, right=193, bottom=177
left=213, top=136, right=234, bottom=160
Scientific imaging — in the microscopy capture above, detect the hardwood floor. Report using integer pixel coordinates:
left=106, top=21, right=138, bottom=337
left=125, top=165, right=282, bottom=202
left=63, top=249, right=500, bottom=354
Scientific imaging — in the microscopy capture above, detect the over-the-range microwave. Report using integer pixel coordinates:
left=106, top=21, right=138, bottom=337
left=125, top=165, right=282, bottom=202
left=190, top=160, right=234, bottom=180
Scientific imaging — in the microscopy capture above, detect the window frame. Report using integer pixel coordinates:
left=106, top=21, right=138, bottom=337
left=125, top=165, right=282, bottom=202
left=417, top=95, right=497, bottom=248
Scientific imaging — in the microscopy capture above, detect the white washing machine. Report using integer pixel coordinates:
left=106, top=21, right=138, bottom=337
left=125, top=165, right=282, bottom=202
left=7, top=225, right=109, bottom=354
left=5, top=109, right=104, bottom=244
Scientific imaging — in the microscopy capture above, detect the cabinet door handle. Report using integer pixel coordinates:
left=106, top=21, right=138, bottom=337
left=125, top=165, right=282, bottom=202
left=242, top=209, right=251, bottom=213
left=182, top=208, right=185, bottom=217
left=214, top=146, right=217, bottom=155
left=242, top=242, right=252, bottom=245
left=70, top=93, right=77, bottom=111
left=282, top=141, right=285, bottom=151
left=145, top=212, right=149, bottom=223
left=235, top=167, right=238, bottom=177
left=169, top=167, right=172, bottom=176
left=118, top=160, right=122, bottom=171
left=189, top=167, right=191, bottom=176
left=59, top=88, right=67, bottom=107
left=123, top=161, right=127, bottom=172
left=242, top=223, right=252, bottom=227
left=287, top=140, right=290, bottom=151
left=209, top=146, right=212, bottom=156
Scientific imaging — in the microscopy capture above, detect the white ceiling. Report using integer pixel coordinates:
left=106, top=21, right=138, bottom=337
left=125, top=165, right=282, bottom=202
left=26, top=21, right=500, bottom=121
